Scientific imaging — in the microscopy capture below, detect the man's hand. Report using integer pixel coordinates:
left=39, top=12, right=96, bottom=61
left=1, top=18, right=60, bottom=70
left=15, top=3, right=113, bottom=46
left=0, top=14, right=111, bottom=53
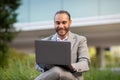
left=71, top=64, right=75, bottom=70
left=71, top=64, right=76, bottom=71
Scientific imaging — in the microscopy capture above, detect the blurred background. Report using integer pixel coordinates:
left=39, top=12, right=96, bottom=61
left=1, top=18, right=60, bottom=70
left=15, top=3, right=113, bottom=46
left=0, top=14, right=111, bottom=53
left=0, top=0, right=120, bottom=80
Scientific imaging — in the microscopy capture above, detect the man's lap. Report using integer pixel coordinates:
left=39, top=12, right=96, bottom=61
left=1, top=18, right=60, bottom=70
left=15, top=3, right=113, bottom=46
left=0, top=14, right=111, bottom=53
left=35, top=66, right=78, bottom=80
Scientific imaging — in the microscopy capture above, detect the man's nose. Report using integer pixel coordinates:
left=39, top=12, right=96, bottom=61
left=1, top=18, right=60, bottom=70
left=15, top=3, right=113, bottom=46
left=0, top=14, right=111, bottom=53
left=59, top=23, right=64, bottom=28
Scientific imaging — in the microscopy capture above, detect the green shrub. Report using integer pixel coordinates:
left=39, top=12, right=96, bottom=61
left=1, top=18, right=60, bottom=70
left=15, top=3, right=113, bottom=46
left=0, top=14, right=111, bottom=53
left=0, top=43, right=9, bottom=67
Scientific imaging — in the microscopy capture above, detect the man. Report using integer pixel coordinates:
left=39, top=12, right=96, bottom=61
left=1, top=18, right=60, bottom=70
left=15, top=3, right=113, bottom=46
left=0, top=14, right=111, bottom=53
left=35, top=10, right=90, bottom=80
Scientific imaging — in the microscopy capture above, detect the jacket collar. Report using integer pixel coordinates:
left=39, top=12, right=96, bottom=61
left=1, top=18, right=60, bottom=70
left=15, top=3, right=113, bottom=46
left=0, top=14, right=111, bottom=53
left=51, top=31, right=76, bottom=49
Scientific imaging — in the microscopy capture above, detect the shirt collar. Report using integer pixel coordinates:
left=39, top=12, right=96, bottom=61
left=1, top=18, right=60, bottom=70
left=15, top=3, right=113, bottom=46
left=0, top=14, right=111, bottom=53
left=57, top=35, right=68, bottom=41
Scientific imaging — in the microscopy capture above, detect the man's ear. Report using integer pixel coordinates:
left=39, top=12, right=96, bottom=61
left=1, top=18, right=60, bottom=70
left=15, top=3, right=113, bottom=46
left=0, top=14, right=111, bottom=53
left=70, top=20, right=72, bottom=25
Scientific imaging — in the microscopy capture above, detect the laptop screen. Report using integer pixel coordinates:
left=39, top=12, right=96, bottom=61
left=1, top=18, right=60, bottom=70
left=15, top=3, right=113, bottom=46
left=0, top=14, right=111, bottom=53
left=35, top=40, right=71, bottom=65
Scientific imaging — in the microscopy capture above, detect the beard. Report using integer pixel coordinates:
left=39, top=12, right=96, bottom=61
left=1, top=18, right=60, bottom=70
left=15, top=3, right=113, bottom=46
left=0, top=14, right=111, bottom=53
left=55, top=27, right=69, bottom=37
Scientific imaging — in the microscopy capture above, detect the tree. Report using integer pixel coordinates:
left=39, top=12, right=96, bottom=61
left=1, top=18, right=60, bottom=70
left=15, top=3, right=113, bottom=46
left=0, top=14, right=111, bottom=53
left=0, top=0, right=21, bottom=67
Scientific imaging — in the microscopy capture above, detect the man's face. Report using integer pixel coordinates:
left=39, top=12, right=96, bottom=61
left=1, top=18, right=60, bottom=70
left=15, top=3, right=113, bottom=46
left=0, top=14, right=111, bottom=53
left=54, top=13, right=72, bottom=37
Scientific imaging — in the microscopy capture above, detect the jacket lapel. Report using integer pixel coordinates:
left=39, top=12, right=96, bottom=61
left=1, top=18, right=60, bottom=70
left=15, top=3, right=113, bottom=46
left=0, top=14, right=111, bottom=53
left=68, top=31, right=76, bottom=50
left=51, top=33, right=57, bottom=41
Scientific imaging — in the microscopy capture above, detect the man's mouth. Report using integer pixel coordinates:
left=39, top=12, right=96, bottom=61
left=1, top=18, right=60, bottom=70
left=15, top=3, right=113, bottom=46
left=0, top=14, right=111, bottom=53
left=56, top=27, right=68, bottom=32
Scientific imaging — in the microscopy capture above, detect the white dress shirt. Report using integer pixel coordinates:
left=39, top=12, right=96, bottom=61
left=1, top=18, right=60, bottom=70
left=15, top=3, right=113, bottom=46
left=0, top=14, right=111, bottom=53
left=56, top=35, right=68, bottom=41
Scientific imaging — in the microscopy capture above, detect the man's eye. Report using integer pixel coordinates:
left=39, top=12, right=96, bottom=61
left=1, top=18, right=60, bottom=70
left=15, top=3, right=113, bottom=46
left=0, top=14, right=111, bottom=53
left=56, top=22, right=60, bottom=25
left=62, top=21, right=67, bottom=24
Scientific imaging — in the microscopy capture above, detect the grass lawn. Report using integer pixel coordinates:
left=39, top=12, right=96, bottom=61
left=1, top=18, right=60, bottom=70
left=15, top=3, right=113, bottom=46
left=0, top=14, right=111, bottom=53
left=0, top=49, right=120, bottom=80
left=0, top=49, right=40, bottom=80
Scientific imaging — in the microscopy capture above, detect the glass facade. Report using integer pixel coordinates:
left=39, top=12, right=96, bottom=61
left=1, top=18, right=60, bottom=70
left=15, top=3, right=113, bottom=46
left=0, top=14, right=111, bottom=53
left=16, top=0, right=120, bottom=23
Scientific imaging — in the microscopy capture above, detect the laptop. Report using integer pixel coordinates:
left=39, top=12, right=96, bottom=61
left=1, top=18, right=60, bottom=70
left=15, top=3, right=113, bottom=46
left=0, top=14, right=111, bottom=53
left=35, top=40, right=71, bottom=66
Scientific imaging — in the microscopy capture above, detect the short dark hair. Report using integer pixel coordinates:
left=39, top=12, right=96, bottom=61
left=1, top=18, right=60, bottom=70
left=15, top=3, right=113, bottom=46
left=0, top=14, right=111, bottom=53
left=54, top=10, right=71, bottom=20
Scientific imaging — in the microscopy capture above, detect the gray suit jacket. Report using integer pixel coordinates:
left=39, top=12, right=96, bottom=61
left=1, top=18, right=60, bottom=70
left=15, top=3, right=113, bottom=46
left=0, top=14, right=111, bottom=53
left=35, top=31, right=90, bottom=79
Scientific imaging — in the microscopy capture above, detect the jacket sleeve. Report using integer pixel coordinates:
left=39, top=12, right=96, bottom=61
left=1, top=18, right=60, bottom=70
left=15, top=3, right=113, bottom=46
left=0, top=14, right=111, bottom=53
left=35, top=63, right=44, bottom=72
left=73, top=37, right=90, bottom=73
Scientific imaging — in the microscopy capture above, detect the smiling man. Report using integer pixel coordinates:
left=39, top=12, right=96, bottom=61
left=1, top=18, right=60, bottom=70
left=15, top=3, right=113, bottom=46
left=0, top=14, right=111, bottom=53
left=35, top=10, right=90, bottom=80
left=54, top=11, right=71, bottom=39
